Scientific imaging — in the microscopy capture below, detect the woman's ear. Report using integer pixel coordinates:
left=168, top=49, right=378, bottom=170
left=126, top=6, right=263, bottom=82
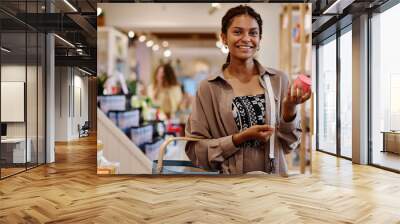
left=220, top=33, right=227, bottom=46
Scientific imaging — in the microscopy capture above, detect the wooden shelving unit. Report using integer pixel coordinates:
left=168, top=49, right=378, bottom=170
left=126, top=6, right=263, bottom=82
left=97, top=27, right=129, bottom=78
left=279, top=4, right=313, bottom=174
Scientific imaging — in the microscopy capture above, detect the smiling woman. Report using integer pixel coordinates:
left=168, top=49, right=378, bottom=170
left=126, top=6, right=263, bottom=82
left=184, top=5, right=311, bottom=176
left=96, top=3, right=312, bottom=175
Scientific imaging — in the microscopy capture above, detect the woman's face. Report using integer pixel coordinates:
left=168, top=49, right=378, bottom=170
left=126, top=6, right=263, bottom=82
left=156, top=67, right=164, bottom=84
left=221, top=15, right=260, bottom=61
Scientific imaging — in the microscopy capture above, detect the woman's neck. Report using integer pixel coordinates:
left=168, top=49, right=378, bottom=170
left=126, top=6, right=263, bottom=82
left=226, top=58, right=258, bottom=81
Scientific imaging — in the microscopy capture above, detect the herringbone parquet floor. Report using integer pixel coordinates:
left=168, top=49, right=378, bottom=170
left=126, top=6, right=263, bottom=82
left=1, top=134, right=400, bottom=224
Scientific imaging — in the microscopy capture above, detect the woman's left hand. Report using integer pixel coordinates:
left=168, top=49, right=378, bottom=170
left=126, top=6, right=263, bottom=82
left=281, top=84, right=311, bottom=122
left=283, top=84, right=311, bottom=107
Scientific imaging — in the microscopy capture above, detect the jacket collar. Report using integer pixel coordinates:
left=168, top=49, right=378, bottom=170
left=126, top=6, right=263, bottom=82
left=207, top=59, right=276, bottom=82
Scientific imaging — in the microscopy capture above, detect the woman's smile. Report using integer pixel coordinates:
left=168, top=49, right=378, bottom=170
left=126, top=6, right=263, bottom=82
left=236, top=45, right=254, bottom=50
left=236, top=44, right=254, bottom=53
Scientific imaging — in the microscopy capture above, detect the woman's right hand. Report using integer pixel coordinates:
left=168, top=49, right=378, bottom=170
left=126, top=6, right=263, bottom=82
left=232, top=124, right=274, bottom=146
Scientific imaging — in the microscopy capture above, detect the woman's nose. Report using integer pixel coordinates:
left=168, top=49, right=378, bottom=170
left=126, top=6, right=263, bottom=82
left=241, top=33, right=251, bottom=42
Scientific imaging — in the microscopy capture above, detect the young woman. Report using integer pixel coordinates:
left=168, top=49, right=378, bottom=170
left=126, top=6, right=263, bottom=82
left=185, top=5, right=311, bottom=176
left=148, top=64, right=183, bottom=119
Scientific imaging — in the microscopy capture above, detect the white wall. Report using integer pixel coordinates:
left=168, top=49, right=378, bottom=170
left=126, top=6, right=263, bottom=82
left=135, top=41, right=153, bottom=86
left=1, top=64, right=45, bottom=164
left=1, top=65, right=33, bottom=138
left=1, top=66, right=26, bottom=139
left=54, top=67, right=89, bottom=141
left=72, top=73, right=89, bottom=138
left=55, top=67, right=69, bottom=141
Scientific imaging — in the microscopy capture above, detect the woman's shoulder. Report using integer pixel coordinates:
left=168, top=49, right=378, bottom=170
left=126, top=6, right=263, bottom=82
left=197, top=75, right=225, bottom=94
left=264, top=67, right=288, bottom=78
left=262, top=66, right=290, bottom=84
left=195, top=79, right=212, bottom=97
left=255, top=60, right=289, bottom=82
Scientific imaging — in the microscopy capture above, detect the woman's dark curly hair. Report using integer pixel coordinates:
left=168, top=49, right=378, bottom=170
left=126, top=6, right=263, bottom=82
left=153, top=63, right=178, bottom=88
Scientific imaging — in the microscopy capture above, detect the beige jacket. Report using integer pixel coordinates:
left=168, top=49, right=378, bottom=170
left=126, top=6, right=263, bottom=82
left=185, top=61, right=301, bottom=176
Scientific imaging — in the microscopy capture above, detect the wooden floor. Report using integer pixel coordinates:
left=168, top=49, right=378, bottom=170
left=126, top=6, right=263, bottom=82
left=1, top=163, right=45, bottom=178
left=1, top=167, right=25, bottom=178
left=1, top=135, right=400, bottom=223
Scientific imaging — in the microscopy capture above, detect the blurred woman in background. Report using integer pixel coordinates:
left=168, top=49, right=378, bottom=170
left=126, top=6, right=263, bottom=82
left=148, top=64, right=183, bottom=119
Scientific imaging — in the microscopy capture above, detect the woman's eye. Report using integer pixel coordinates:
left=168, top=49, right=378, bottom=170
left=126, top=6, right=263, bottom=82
left=250, top=31, right=258, bottom=36
left=233, top=30, right=241, bottom=35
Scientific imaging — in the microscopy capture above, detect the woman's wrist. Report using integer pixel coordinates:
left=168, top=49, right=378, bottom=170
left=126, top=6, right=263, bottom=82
left=232, top=132, right=247, bottom=146
left=282, top=101, right=297, bottom=122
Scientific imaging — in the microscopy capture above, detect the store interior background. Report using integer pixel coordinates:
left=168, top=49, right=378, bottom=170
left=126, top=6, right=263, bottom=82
left=96, top=3, right=313, bottom=174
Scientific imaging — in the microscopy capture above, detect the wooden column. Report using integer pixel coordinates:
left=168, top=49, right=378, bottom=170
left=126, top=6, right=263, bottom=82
left=299, top=4, right=307, bottom=174
left=287, top=5, right=292, bottom=76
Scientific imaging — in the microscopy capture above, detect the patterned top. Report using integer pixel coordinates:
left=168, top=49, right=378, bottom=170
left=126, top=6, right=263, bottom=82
left=232, top=94, right=266, bottom=148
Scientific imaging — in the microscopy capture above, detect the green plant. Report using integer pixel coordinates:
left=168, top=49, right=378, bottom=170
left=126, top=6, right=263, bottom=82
left=97, top=73, right=108, bottom=96
left=127, top=80, right=137, bottom=95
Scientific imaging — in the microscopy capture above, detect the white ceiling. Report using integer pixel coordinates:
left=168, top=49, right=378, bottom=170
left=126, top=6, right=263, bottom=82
left=99, top=3, right=282, bottom=33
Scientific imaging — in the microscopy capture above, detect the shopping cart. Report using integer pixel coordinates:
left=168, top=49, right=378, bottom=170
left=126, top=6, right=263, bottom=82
left=152, top=137, right=220, bottom=175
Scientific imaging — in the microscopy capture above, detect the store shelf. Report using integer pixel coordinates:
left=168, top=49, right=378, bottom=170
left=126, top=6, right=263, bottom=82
left=97, top=26, right=129, bottom=78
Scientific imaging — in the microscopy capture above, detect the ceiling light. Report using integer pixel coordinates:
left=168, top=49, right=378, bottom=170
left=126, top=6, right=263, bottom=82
left=146, top=40, right=154, bottom=47
left=209, top=3, right=221, bottom=15
left=139, top=35, right=146, bottom=42
left=54, top=34, right=75, bottom=48
left=322, top=0, right=354, bottom=14
left=211, top=3, right=221, bottom=8
left=78, top=67, right=92, bottom=76
left=97, top=7, right=102, bottom=16
left=128, top=31, right=135, bottom=38
left=152, top=44, right=159, bottom=51
left=1, top=47, right=11, bottom=53
left=163, top=49, right=171, bottom=58
left=162, top=41, right=169, bottom=47
left=63, top=0, right=78, bottom=12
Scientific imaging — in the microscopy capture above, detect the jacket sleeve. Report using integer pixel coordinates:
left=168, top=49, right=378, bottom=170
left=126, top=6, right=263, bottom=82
left=276, top=74, right=302, bottom=154
left=184, top=82, right=239, bottom=171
